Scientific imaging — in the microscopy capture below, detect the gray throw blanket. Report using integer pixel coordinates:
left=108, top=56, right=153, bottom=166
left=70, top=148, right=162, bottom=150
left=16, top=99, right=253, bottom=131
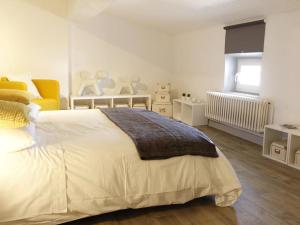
left=100, top=108, right=218, bottom=160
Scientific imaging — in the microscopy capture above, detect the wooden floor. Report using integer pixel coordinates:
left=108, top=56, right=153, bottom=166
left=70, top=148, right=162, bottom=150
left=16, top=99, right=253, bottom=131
left=65, top=126, right=300, bottom=225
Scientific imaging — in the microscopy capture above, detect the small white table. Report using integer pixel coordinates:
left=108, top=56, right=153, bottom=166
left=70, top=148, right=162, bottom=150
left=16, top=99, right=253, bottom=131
left=172, top=99, right=207, bottom=126
left=263, top=124, right=300, bottom=170
left=70, top=95, right=152, bottom=110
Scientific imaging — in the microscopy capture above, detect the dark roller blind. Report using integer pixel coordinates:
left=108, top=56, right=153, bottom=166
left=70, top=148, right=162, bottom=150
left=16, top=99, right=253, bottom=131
left=224, top=20, right=266, bottom=54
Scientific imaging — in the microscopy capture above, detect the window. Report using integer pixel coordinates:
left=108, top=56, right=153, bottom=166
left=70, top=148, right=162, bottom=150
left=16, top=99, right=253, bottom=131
left=235, top=58, right=262, bottom=94
left=224, top=53, right=262, bottom=95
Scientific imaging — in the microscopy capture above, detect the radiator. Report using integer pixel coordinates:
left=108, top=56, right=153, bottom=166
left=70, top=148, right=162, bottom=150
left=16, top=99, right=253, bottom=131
left=206, top=92, right=270, bottom=133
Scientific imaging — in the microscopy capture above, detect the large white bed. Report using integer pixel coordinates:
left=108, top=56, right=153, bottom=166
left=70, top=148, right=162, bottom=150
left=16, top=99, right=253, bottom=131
left=0, top=109, right=241, bottom=225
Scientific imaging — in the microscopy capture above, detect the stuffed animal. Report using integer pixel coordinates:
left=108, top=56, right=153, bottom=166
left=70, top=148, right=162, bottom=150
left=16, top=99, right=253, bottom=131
left=115, top=77, right=134, bottom=95
left=95, top=71, right=115, bottom=95
left=77, top=71, right=101, bottom=96
left=78, top=71, right=136, bottom=96
left=131, top=76, right=148, bottom=94
left=101, top=76, right=134, bottom=95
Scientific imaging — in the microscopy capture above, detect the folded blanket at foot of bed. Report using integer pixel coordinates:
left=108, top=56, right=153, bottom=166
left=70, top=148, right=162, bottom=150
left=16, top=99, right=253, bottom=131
left=100, top=108, right=218, bottom=160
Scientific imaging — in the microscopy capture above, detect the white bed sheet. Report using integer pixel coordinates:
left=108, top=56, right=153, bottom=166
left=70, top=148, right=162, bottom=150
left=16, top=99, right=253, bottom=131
left=0, top=110, right=241, bottom=225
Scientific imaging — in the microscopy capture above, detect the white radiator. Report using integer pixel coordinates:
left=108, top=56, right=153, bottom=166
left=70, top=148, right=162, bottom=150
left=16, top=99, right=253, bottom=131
left=206, top=92, right=270, bottom=133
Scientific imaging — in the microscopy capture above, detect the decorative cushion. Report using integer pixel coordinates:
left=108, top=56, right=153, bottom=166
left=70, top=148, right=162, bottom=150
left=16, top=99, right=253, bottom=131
left=0, top=125, right=35, bottom=153
left=0, top=89, right=32, bottom=105
left=0, top=77, right=9, bottom=82
left=0, top=100, right=30, bottom=128
left=6, top=74, right=41, bottom=98
left=28, top=103, right=41, bottom=122
left=0, top=80, right=27, bottom=91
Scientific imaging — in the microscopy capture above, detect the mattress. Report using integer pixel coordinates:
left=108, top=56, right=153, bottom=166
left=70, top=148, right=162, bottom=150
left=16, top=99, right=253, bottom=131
left=0, top=110, right=241, bottom=225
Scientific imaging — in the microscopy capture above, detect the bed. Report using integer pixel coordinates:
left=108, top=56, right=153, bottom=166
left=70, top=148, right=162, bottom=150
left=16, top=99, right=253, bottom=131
left=0, top=109, right=241, bottom=225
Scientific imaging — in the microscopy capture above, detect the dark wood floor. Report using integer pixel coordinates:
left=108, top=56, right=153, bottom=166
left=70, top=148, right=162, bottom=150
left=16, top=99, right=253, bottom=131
left=65, top=126, right=300, bottom=225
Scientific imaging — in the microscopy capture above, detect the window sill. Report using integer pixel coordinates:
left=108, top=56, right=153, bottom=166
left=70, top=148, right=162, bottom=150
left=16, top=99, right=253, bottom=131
left=225, top=91, right=260, bottom=99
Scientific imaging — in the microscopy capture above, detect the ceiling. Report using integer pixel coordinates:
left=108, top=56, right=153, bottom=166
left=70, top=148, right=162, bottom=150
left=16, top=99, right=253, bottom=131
left=23, top=0, right=300, bottom=34
left=105, top=0, right=300, bottom=33
left=22, top=0, right=69, bottom=18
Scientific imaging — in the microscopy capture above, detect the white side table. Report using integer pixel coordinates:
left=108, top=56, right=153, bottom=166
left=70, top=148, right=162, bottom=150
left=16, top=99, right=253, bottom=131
left=172, top=99, right=207, bottom=126
left=263, top=124, right=300, bottom=170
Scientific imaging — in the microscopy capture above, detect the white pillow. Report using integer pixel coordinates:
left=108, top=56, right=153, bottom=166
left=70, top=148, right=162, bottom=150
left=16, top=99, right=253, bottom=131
left=7, top=74, right=41, bottom=98
left=0, top=125, right=36, bottom=153
left=28, top=103, right=41, bottom=122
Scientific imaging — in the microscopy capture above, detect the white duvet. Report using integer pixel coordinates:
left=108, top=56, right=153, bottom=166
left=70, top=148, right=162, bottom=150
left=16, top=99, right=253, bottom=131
left=0, top=110, right=241, bottom=225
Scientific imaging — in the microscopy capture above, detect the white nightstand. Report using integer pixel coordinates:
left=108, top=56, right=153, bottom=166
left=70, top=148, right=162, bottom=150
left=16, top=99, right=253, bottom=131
left=263, top=124, right=300, bottom=170
left=172, top=99, right=207, bottom=126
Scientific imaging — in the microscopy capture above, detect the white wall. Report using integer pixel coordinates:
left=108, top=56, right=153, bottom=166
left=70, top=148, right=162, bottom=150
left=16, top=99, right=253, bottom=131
left=261, top=11, right=300, bottom=124
left=70, top=14, right=173, bottom=95
left=0, top=0, right=69, bottom=96
left=2, top=0, right=300, bottom=124
left=172, top=10, right=300, bottom=124
left=74, top=13, right=173, bottom=72
left=172, top=26, right=225, bottom=100
left=0, top=1, right=173, bottom=98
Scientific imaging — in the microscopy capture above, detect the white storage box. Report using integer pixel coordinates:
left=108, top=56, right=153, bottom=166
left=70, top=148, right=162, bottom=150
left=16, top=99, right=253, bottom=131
left=270, top=140, right=287, bottom=162
left=155, top=93, right=170, bottom=103
left=295, top=150, right=300, bottom=167
left=152, top=103, right=172, bottom=117
left=156, top=83, right=170, bottom=93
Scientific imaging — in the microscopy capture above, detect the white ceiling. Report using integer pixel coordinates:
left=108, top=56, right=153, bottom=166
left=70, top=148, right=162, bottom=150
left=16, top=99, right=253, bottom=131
left=23, top=0, right=300, bottom=34
left=104, top=0, right=300, bottom=34
left=22, top=0, right=69, bottom=18
left=69, top=0, right=115, bottom=20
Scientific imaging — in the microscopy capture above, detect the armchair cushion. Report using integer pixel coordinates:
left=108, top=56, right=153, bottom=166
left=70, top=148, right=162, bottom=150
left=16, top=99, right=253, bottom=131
left=31, top=98, right=59, bottom=111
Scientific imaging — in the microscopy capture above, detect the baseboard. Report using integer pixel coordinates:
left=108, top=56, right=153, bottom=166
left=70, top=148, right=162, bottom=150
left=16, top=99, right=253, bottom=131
left=208, top=120, right=263, bottom=145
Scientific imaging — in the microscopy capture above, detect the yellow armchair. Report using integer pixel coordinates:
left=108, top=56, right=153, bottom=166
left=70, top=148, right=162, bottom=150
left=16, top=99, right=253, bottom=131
left=31, top=79, right=60, bottom=111
left=0, top=77, right=60, bottom=111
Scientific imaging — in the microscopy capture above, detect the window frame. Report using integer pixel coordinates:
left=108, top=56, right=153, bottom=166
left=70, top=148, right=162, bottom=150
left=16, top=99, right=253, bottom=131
left=234, top=57, right=262, bottom=95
